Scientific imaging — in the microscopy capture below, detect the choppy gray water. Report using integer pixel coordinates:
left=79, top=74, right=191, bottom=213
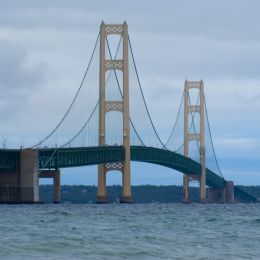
left=0, top=204, right=260, bottom=259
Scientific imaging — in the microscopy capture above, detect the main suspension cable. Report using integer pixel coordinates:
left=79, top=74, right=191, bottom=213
left=204, top=93, right=224, bottom=178
left=39, top=34, right=126, bottom=169
left=165, top=91, right=184, bottom=147
left=170, top=92, right=200, bottom=154
left=39, top=100, right=99, bottom=171
left=128, top=36, right=167, bottom=149
left=31, top=32, right=100, bottom=149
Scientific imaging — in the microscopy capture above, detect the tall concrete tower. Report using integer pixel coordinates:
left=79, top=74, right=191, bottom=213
left=183, top=80, right=206, bottom=203
left=97, top=22, right=131, bottom=203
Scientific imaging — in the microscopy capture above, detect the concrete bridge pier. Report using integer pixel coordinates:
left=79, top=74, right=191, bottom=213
left=39, top=169, right=61, bottom=203
left=208, top=187, right=226, bottom=203
left=53, top=170, right=61, bottom=204
left=0, top=149, right=39, bottom=203
left=20, top=149, right=40, bottom=203
left=208, top=181, right=234, bottom=203
left=225, top=181, right=235, bottom=203
left=0, top=171, right=19, bottom=203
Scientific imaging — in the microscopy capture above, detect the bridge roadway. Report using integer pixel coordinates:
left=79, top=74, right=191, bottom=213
left=0, top=146, right=257, bottom=202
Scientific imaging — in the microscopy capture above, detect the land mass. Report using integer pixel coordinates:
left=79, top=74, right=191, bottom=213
left=40, top=185, right=260, bottom=203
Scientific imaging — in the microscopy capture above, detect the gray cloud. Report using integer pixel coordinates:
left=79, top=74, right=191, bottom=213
left=0, top=0, right=259, bottom=41
left=0, top=39, right=46, bottom=93
left=0, top=0, right=260, bottom=184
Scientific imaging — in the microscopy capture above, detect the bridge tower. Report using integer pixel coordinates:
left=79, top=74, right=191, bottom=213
left=97, top=22, right=131, bottom=203
left=183, top=80, right=206, bottom=203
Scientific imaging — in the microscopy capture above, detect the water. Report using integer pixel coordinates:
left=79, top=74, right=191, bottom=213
left=0, top=204, right=260, bottom=259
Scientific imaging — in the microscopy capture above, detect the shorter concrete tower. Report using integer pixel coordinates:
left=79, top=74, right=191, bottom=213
left=183, top=80, right=206, bottom=203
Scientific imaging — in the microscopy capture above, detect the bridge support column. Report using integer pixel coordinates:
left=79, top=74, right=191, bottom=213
left=208, top=181, right=234, bottom=203
left=20, top=149, right=40, bottom=203
left=225, top=181, right=235, bottom=203
left=53, top=170, right=61, bottom=204
left=208, top=188, right=226, bottom=203
left=120, top=21, right=131, bottom=203
left=97, top=22, right=131, bottom=204
left=182, top=175, right=190, bottom=203
left=97, top=165, right=108, bottom=203
left=0, top=171, right=19, bottom=203
left=39, top=169, right=61, bottom=203
left=183, top=80, right=206, bottom=203
left=120, top=158, right=132, bottom=203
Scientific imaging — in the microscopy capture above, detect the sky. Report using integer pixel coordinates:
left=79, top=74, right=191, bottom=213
left=0, top=0, right=260, bottom=186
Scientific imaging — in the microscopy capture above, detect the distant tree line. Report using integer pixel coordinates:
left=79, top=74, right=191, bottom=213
left=236, top=185, right=260, bottom=199
left=40, top=185, right=260, bottom=203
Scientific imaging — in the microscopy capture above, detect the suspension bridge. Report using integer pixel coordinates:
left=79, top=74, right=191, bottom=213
left=0, top=22, right=257, bottom=204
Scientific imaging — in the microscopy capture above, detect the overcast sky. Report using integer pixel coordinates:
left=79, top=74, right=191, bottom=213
left=0, top=0, right=260, bottom=186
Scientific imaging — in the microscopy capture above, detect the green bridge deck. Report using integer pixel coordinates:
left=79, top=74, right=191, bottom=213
left=0, top=146, right=257, bottom=202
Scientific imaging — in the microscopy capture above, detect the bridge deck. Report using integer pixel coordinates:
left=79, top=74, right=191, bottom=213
left=0, top=146, right=257, bottom=202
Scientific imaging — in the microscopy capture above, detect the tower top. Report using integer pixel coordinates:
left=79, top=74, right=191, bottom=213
left=100, top=21, right=127, bottom=25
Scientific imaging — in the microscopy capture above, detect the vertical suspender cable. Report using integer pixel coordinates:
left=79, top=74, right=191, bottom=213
left=165, top=92, right=184, bottom=148
left=30, top=32, right=100, bottom=149
left=128, top=36, right=167, bottom=149
left=204, top=93, right=224, bottom=178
